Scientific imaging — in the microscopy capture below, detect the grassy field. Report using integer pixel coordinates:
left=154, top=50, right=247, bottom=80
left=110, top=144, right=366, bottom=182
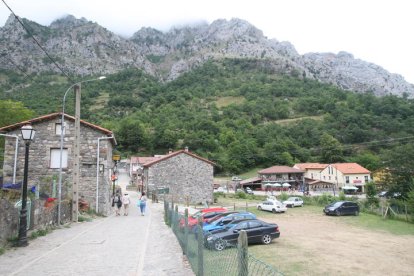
left=214, top=195, right=414, bottom=235
left=186, top=195, right=414, bottom=275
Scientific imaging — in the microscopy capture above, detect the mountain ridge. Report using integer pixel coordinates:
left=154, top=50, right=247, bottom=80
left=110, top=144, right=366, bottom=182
left=1, top=14, right=413, bottom=97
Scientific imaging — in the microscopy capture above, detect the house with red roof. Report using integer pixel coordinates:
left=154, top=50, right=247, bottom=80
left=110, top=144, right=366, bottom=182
left=295, top=162, right=371, bottom=193
left=257, top=166, right=304, bottom=190
left=0, top=113, right=116, bottom=219
left=320, top=163, right=371, bottom=193
left=129, top=156, right=163, bottom=178
left=142, top=148, right=215, bottom=204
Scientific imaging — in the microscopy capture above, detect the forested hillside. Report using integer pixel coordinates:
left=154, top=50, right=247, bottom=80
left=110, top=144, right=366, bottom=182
left=2, top=59, right=414, bottom=183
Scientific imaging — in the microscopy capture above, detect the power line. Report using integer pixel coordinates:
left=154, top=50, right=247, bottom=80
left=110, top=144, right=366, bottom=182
left=1, top=0, right=73, bottom=82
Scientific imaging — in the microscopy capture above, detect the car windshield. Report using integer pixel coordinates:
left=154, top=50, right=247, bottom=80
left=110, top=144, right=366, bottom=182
left=287, top=197, right=296, bottom=201
left=332, top=202, right=343, bottom=207
left=191, top=211, right=202, bottom=219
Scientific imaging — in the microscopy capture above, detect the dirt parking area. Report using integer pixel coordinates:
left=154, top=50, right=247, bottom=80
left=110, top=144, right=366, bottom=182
left=249, top=206, right=414, bottom=276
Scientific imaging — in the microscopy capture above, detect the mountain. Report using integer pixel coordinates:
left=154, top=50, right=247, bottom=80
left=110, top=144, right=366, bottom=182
left=1, top=15, right=413, bottom=97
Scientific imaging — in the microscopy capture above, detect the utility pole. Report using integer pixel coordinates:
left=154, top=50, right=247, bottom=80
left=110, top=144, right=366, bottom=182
left=72, top=84, right=81, bottom=222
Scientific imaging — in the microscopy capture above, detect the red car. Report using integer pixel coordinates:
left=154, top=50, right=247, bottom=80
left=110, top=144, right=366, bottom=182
left=181, top=207, right=227, bottom=228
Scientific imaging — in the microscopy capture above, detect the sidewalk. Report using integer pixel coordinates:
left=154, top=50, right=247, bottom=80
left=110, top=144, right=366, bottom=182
left=0, top=192, right=194, bottom=276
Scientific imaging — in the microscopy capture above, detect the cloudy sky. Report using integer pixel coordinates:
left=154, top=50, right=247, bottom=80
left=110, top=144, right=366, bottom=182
left=1, top=0, right=413, bottom=83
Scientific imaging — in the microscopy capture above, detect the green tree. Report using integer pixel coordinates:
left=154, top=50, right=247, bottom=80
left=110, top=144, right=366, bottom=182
left=115, top=118, right=149, bottom=152
left=319, top=133, right=344, bottom=163
left=365, top=182, right=379, bottom=206
left=0, top=100, right=34, bottom=127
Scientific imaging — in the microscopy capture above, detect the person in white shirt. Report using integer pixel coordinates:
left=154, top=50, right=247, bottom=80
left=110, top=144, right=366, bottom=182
left=122, top=193, right=130, bottom=216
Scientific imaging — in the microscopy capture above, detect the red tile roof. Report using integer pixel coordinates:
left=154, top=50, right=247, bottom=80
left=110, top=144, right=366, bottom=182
left=143, top=149, right=215, bottom=167
left=294, top=163, right=328, bottom=170
left=0, top=113, right=115, bottom=143
left=258, top=166, right=304, bottom=174
left=332, top=163, right=370, bottom=174
left=137, top=156, right=162, bottom=164
left=240, top=177, right=262, bottom=185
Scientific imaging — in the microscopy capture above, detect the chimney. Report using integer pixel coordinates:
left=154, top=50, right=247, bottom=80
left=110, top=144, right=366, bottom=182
left=184, top=146, right=189, bottom=152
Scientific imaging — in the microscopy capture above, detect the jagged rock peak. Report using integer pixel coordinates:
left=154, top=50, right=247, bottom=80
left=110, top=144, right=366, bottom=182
left=208, top=18, right=264, bottom=40
left=131, top=27, right=166, bottom=44
left=50, top=15, right=90, bottom=28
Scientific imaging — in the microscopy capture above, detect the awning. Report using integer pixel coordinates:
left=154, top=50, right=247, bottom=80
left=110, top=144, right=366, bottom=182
left=282, top=183, right=291, bottom=187
left=342, top=186, right=358, bottom=190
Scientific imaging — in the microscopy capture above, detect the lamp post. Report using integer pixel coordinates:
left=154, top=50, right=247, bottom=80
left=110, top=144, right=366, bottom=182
left=112, top=154, right=121, bottom=197
left=57, top=76, right=106, bottom=224
left=17, top=125, right=35, bottom=247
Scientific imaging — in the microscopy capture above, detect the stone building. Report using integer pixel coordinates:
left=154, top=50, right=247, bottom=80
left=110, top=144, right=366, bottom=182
left=143, top=148, right=215, bottom=204
left=0, top=113, right=116, bottom=217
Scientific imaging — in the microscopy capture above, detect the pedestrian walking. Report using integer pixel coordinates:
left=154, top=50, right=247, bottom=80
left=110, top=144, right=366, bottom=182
left=113, top=192, right=122, bottom=216
left=122, top=193, right=130, bottom=216
left=139, top=192, right=147, bottom=216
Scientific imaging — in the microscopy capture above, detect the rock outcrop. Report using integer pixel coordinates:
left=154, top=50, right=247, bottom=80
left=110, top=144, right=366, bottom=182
left=1, top=15, right=413, bottom=97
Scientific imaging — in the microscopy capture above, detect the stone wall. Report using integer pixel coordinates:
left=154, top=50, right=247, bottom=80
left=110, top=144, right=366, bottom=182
left=0, top=195, right=71, bottom=246
left=2, top=116, right=114, bottom=217
left=145, top=153, right=213, bottom=204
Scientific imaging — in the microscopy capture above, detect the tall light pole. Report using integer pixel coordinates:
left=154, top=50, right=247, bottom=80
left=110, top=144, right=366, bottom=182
left=57, top=76, right=106, bottom=224
left=96, top=136, right=114, bottom=213
left=17, top=125, right=35, bottom=247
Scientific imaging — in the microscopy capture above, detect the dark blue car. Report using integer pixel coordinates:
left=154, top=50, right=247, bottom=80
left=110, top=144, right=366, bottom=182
left=203, top=212, right=256, bottom=233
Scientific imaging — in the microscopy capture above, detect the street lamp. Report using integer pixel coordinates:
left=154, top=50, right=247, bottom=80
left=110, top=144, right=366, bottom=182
left=57, top=76, right=106, bottom=224
left=17, top=125, right=35, bottom=247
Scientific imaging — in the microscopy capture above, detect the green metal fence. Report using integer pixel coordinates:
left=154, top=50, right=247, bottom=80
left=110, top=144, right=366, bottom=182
left=164, top=201, right=284, bottom=276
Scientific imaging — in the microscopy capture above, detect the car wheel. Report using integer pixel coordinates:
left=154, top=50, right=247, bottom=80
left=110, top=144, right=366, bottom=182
left=258, top=206, right=262, bottom=211
left=272, top=209, right=277, bottom=214
left=354, top=210, right=359, bottom=216
left=214, top=239, right=226, bottom=251
left=262, top=234, right=272, bottom=244
left=335, top=210, right=341, bottom=216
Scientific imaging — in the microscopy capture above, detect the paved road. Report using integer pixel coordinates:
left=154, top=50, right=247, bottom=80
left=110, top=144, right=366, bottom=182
left=0, top=169, right=194, bottom=276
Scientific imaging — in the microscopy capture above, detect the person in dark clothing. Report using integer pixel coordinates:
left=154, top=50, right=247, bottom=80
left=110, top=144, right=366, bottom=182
left=113, top=193, right=122, bottom=216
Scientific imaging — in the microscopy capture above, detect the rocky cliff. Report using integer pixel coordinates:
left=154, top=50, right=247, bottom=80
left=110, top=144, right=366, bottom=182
left=1, top=15, right=413, bottom=97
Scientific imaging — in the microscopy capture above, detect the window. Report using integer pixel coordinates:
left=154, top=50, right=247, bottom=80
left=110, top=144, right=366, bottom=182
left=248, top=221, right=261, bottom=229
left=364, top=176, right=369, bottom=182
left=345, top=176, right=350, bottom=184
left=55, top=123, right=66, bottom=135
left=50, top=148, right=68, bottom=168
left=234, top=222, right=249, bottom=230
left=311, top=173, right=314, bottom=179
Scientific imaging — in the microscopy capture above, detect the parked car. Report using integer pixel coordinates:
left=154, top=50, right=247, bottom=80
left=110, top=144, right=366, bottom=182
left=324, top=201, right=359, bottom=216
left=203, top=211, right=240, bottom=225
left=245, top=187, right=254, bottom=194
left=257, top=200, right=287, bottom=213
left=203, top=212, right=256, bottom=233
left=283, top=197, right=304, bottom=207
left=214, top=187, right=225, bottom=193
left=205, top=219, right=280, bottom=251
left=180, top=207, right=227, bottom=228
left=378, top=191, right=402, bottom=199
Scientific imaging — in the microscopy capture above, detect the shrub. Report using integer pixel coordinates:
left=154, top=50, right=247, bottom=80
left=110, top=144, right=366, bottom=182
left=235, top=191, right=247, bottom=199
left=278, top=192, right=289, bottom=201
left=317, top=193, right=335, bottom=206
left=338, top=191, right=346, bottom=201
